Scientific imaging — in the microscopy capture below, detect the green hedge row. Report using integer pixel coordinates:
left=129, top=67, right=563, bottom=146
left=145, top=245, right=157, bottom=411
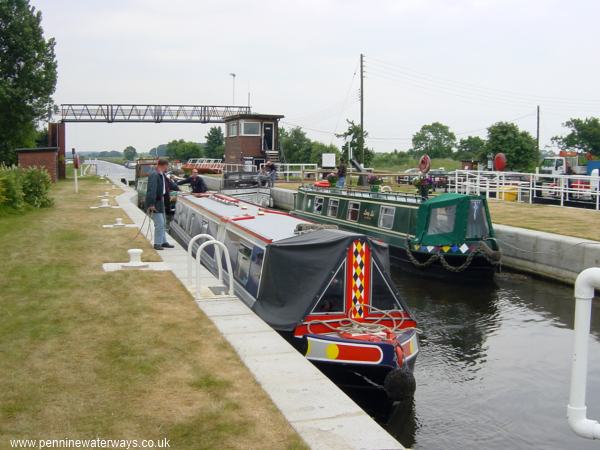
left=0, top=166, right=54, bottom=210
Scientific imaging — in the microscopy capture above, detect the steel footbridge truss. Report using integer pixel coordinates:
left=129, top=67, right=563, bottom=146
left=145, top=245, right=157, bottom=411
left=60, top=104, right=251, bottom=123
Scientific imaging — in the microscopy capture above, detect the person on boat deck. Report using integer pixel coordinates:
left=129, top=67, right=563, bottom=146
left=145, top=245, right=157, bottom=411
left=177, top=168, right=208, bottom=193
left=145, top=159, right=175, bottom=251
left=336, top=160, right=347, bottom=188
left=265, top=159, right=277, bottom=186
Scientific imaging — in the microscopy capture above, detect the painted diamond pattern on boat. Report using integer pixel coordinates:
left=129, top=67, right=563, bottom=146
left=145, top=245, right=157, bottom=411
left=351, top=240, right=365, bottom=319
left=459, top=243, right=469, bottom=254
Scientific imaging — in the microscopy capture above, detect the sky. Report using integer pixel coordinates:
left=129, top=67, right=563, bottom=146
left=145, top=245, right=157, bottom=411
left=32, top=0, right=600, bottom=154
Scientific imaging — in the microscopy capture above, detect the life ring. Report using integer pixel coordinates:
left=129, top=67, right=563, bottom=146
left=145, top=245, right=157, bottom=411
left=314, top=180, right=330, bottom=188
left=494, top=153, right=507, bottom=171
left=419, top=155, right=431, bottom=174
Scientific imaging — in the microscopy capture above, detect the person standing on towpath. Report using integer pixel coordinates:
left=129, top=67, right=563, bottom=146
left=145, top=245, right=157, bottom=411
left=145, top=159, right=175, bottom=250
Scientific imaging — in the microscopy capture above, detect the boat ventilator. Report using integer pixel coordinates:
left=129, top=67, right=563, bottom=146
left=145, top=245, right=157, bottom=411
left=568, top=267, right=600, bottom=440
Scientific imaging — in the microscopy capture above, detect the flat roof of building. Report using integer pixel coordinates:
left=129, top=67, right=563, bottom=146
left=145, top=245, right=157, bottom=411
left=15, top=147, right=59, bottom=152
left=223, top=113, right=284, bottom=122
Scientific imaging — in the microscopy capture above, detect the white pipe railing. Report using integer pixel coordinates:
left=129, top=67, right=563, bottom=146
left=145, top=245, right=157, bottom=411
left=448, top=170, right=600, bottom=210
left=195, top=240, right=234, bottom=299
left=568, top=267, right=600, bottom=439
left=186, top=233, right=222, bottom=285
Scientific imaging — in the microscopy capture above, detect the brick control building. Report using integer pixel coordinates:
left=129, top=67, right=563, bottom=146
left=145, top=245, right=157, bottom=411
left=16, top=147, right=59, bottom=182
left=223, top=113, right=284, bottom=168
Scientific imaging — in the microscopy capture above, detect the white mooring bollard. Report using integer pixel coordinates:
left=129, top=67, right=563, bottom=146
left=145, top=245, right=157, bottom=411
left=120, top=249, right=149, bottom=269
left=100, top=198, right=109, bottom=207
left=115, top=218, right=124, bottom=226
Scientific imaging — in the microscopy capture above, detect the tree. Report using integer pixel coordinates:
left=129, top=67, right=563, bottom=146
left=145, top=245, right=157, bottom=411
left=336, top=120, right=374, bottom=166
left=204, top=126, right=225, bottom=159
left=455, top=136, right=486, bottom=161
left=123, top=146, right=137, bottom=161
left=411, top=122, right=456, bottom=158
left=309, top=141, right=340, bottom=165
left=551, top=117, right=600, bottom=157
left=165, top=140, right=203, bottom=161
left=486, top=122, right=537, bottom=171
left=0, top=0, right=57, bottom=164
left=279, top=127, right=312, bottom=163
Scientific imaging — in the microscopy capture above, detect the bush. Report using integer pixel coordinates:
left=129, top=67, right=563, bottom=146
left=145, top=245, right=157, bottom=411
left=22, top=167, right=53, bottom=207
left=0, top=165, right=53, bottom=210
left=0, top=166, right=25, bottom=209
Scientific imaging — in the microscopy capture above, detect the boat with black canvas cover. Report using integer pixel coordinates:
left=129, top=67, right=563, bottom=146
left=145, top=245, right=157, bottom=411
left=170, top=192, right=420, bottom=402
left=292, top=186, right=502, bottom=280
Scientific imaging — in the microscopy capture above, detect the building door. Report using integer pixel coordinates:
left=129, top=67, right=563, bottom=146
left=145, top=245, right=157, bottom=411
left=262, top=123, right=274, bottom=151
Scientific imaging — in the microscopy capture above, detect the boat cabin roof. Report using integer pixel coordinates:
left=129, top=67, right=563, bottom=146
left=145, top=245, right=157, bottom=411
left=300, top=185, right=423, bottom=204
left=181, top=194, right=309, bottom=243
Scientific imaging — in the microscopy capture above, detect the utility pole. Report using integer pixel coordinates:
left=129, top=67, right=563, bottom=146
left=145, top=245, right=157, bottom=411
left=536, top=105, right=540, bottom=155
left=229, top=73, right=236, bottom=104
left=359, top=53, right=364, bottom=165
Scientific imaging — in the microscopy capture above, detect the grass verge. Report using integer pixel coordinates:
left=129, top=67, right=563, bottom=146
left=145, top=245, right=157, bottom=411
left=0, top=176, right=306, bottom=450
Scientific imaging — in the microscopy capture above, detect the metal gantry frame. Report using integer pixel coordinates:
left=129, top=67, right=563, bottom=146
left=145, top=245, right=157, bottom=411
left=60, top=104, right=251, bottom=123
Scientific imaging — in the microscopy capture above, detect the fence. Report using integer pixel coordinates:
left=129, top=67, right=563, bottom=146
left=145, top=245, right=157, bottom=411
left=259, top=163, right=318, bottom=181
left=449, top=170, right=600, bottom=210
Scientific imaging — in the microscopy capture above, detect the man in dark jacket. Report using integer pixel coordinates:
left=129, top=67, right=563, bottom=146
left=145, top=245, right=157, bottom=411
left=177, top=168, right=208, bottom=193
left=145, top=159, right=175, bottom=250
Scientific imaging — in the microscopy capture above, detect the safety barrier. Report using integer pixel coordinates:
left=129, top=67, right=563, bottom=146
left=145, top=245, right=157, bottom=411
left=195, top=240, right=234, bottom=299
left=450, top=170, right=600, bottom=210
left=187, top=233, right=223, bottom=285
left=568, top=267, right=600, bottom=439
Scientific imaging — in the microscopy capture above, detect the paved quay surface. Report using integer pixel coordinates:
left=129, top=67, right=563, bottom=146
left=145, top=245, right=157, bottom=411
left=99, top=174, right=403, bottom=450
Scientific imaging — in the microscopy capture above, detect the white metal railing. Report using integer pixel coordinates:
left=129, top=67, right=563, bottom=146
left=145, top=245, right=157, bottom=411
left=194, top=239, right=234, bottom=299
left=260, top=163, right=318, bottom=181
left=568, top=267, right=600, bottom=439
left=187, top=234, right=223, bottom=285
left=449, top=170, right=600, bottom=210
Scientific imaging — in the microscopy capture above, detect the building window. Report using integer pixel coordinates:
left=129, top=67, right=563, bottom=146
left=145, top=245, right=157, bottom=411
left=347, top=201, right=360, bottom=221
left=327, top=199, right=339, bottom=217
left=314, top=196, right=324, bottom=213
left=227, top=121, right=238, bottom=137
left=379, top=206, right=395, bottom=229
left=242, top=121, right=260, bottom=136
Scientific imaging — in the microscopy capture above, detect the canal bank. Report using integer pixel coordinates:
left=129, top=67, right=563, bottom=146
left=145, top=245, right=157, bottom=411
left=266, top=186, right=600, bottom=284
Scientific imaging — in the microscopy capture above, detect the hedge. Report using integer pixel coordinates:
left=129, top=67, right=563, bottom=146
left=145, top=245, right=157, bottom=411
left=0, top=165, right=53, bottom=210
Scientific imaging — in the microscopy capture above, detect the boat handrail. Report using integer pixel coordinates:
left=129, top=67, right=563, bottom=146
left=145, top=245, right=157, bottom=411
left=195, top=239, right=234, bottom=299
left=187, top=233, right=223, bottom=285
left=568, top=267, right=600, bottom=439
left=300, top=185, right=424, bottom=204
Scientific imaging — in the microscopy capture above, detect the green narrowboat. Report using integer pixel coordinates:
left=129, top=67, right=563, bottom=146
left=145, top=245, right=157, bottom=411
left=292, top=186, right=501, bottom=280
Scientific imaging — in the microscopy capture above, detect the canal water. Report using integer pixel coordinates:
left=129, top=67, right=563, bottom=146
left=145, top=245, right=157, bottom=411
left=387, top=269, right=600, bottom=449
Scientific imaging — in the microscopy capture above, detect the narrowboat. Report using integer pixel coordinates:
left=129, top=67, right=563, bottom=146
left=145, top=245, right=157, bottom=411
left=170, top=192, right=420, bottom=402
left=292, top=186, right=501, bottom=280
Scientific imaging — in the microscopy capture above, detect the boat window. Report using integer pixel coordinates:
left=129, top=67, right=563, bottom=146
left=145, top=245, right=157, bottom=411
left=223, top=231, right=240, bottom=272
left=305, top=196, right=313, bottom=211
left=371, top=262, right=403, bottom=311
left=235, top=243, right=252, bottom=285
left=347, top=201, right=360, bottom=221
left=378, top=206, right=396, bottom=229
left=466, top=200, right=490, bottom=239
left=314, top=196, right=324, bottom=214
left=311, top=262, right=345, bottom=314
left=327, top=199, right=339, bottom=217
left=427, top=205, right=456, bottom=235
left=246, top=247, right=264, bottom=297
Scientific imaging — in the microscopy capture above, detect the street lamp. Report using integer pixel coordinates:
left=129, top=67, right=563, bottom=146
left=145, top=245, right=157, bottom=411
left=229, top=73, right=236, bottom=104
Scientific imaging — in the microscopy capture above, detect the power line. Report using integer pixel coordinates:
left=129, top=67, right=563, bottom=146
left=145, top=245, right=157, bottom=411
left=367, top=56, right=600, bottom=107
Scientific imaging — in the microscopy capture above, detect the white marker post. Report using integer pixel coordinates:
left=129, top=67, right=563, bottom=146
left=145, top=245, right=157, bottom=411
left=72, top=148, right=79, bottom=193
